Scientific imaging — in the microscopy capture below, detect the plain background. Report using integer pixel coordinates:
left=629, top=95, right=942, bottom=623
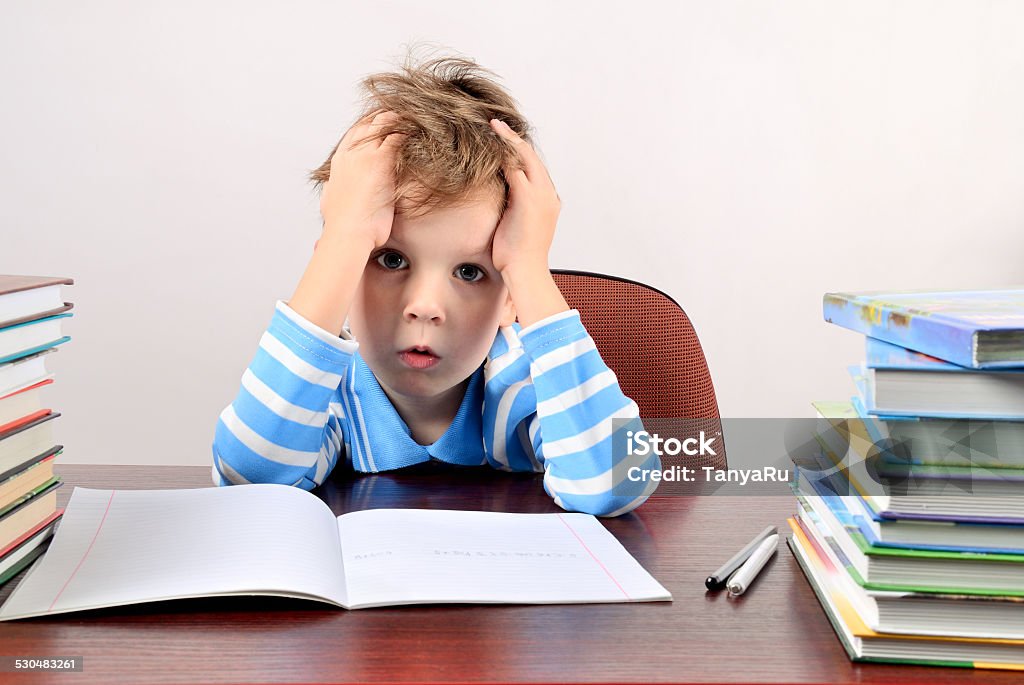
left=3, top=1, right=1023, bottom=466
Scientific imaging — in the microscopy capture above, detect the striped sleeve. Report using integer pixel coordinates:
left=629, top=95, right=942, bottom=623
left=487, top=310, right=661, bottom=517
left=481, top=326, right=545, bottom=474
left=211, top=300, right=356, bottom=491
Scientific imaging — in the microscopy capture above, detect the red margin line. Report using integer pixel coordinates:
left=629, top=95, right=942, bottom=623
left=48, top=490, right=116, bottom=612
left=557, top=513, right=631, bottom=600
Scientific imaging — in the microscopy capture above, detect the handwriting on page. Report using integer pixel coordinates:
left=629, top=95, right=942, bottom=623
left=433, top=550, right=581, bottom=558
left=338, top=509, right=640, bottom=607
left=348, top=549, right=581, bottom=561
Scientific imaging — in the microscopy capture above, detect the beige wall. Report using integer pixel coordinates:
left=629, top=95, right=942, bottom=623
left=3, top=1, right=1023, bottom=465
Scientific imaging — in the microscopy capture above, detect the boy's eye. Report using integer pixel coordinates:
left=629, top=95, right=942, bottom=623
left=454, top=264, right=484, bottom=282
left=375, top=251, right=407, bottom=270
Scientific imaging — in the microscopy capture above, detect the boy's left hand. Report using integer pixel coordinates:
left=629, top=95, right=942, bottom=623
left=488, top=119, right=561, bottom=278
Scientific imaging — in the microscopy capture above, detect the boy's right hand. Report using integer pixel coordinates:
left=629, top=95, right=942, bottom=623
left=319, top=110, right=406, bottom=250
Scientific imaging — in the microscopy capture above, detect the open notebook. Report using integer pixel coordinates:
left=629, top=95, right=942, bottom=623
left=0, top=485, right=671, bottom=620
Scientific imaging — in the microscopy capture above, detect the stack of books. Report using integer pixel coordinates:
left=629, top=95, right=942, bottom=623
left=0, top=275, right=74, bottom=587
left=790, top=287, right=1024, bottom=670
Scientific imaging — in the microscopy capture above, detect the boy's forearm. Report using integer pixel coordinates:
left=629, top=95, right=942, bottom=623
left=288, top=225, right=375, bottom=336
left=213, top=301, right=356, bottom=490
left=517, top=312, right=656, bottom=517
left=501, top=263, right=569, bottom=329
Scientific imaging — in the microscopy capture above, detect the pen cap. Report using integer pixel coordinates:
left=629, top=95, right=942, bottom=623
left=726, top=534, right=779, bottom=595
left=705, top=525, right=777, bottom=592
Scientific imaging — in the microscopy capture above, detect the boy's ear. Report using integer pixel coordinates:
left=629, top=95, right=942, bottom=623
left=498, top=290, right=516, bottom=327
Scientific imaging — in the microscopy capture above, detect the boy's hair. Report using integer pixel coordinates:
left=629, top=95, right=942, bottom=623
left=309, top=52, right=533, bottom=218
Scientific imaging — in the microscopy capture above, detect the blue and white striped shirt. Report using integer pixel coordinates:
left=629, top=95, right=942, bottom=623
left=212, top=301, right=659, bottom=516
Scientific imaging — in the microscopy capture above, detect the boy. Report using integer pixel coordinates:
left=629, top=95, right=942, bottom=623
left=212, top=55, right=660, bottom=516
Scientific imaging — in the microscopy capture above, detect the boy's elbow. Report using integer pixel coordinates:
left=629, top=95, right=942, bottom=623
left=211, top=445, right=249, bottom=487
left=212, top=447, right=320, bottom=491
left=543, top=469, right=658, bottom=518
left=551, top=490, right=653, bottom=518
left=211, top=425, right=318, bottom=489
left=211, top=416, right=251, bottom=486
left=211, top=463, right=226, bottom=487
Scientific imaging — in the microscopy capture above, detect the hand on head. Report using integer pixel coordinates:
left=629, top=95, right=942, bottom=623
left=319, top=110, right=407, bottom=251
left=487, top=118, right=561, bottom=278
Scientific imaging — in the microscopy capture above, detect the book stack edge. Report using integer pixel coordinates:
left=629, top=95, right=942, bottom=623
left=793, top=287, right=1024, bottom=670
left=0, top=275, right=73, bottom=587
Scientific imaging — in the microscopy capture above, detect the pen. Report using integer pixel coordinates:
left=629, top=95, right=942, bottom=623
left=704, top=525, right=777, bottom=591
left=726, top=533, right=779, bottom=596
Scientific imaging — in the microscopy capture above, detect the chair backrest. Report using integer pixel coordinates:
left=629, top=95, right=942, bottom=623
left=551, top=269, right=727, bottom=469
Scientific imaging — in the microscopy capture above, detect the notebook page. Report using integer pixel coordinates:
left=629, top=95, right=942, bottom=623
left=0, top=485, right=347, bottom=620
left=338, top=509, right=671, bottom=608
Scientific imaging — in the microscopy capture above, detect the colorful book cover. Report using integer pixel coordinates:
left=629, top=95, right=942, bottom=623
left=0, top=377, right=54, bottom=403
left=0, top=349, right=56, bottom=399
left=0, top=453, right=58, bottom=510
left=787, top=518, right=1024, bottom=670
left=866, top=337, right=971, bottom=371
left=0, top=275, right=73, bottom=331
left=823, top=288, right=1024, bottom=369
left=0, top=478, right=62, bottom=519
left=0, top=446, right=62, bottom=484
left=799, top=489, right=1024, bottom=597
left=0, top=312, right=72, bottom=365
left=805, top=480, right=1024, bottom=555
left=0, top=509, right=63, bottom=559
left=0, top=409, right=52, bottom=437
left=0, top=410, right=60, bottom=443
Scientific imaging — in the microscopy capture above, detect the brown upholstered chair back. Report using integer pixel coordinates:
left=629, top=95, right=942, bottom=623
left=551, top=270, right=727, bottom=470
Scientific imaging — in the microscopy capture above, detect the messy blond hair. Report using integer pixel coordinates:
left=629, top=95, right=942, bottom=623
left=309, top=50, right=532, bottom=218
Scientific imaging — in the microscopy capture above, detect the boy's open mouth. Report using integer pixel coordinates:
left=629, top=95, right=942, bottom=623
left=398, top=346, right=440, bottom=370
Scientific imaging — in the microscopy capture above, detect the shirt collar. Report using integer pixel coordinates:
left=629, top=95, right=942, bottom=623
left=350, top=353, right=486, bottom=471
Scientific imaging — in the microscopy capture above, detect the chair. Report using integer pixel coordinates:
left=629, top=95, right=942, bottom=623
left=551, top=269, right=727, bottom=470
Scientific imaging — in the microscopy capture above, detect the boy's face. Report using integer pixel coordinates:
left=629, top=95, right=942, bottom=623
left=348, top=194, right=516, bottom=407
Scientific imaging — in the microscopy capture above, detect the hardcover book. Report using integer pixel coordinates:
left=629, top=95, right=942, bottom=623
left=796, top=468, right=1024, bottom=553
left=791, top=514, right=1024, bottom=640
left=823, top=288, right=1024, bottom=369
left=0, top=379, right=53, bottom=434
left=813, top=398, right=1024, bottom=484
left=862, top=339, right=1024, bottom=420
left=0, top=275, right=73, bottom=330
left=0, top=314, right=72, bottom=365
left=0, top=413, right=60, bottom=476
left=788, top=518, right=1024, bottom=669
left=0, top=514, right=61, bottom=587
left=796, top=491, right=1024, bottom=595
left=0, top=349, right=55, bottom=398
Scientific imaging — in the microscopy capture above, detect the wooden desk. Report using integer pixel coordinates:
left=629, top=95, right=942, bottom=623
left=0, top=464, right=1018, bottom=684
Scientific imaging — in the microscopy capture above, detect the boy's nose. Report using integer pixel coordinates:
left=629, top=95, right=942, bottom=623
left=402, top=281, right=446, bottom=324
